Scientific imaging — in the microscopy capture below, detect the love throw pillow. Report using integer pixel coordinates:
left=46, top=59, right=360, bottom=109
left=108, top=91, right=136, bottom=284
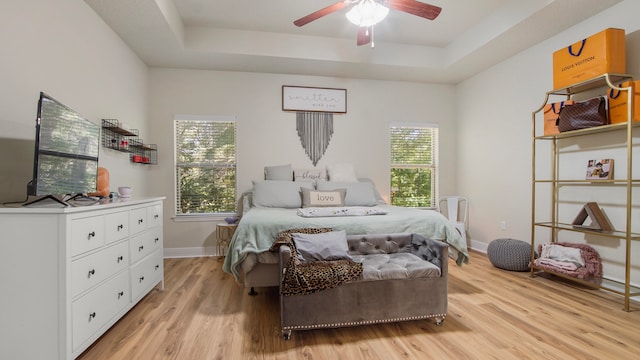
left=301, top=188, right=346, bottom=207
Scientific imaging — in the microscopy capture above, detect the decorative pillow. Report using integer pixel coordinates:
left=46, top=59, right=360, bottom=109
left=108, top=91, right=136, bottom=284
left=264, top=164, right=293, bottom=181
left=292, top=230, right=352, bottom=261
left=294, top=168, right=327, bottom=182
left=252, top=180, right=314, bottom=208
left=327, top=163, right=358, bottom=182
left=359, top=177, right=387, bottom=204
left=316, top=180, right=377, bottom=206
left=301, top=188, right=346, bottom=208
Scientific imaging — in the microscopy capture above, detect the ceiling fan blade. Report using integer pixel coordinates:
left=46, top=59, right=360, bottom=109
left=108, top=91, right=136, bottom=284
left=294, top=1, right=348, bottom=27
left=357, top=27, right=371, bottom=46
left=386, top=0, right=442, bottom=20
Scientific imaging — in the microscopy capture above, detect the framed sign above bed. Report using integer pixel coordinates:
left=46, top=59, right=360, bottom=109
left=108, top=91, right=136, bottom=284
left=282, top=86, right=347, bottom=113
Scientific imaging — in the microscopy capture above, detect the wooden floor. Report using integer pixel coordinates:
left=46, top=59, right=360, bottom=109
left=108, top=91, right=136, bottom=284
left=78, top=251, right=640, bottom=360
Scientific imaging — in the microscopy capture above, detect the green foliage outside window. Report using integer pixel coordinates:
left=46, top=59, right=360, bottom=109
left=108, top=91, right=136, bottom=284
left=390, top=125, right=437, bottom=208
left=391, top=168, right=432, bottom=207
left=175, top=120, right=236, bottom=214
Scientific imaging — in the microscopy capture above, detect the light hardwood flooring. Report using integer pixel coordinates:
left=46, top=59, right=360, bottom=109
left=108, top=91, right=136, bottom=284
left=78, top=252, right=640, bottom=360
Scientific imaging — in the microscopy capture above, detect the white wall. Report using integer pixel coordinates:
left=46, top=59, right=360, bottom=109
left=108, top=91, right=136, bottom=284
left=0, top=0, right=150, bottom=203
left=147, top=69, right=457, bottom=253
left=457, top=0, right=640, bottom=284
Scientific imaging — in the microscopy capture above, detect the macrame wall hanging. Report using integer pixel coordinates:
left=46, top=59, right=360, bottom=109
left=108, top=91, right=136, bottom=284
left=296, top=111, right=333, bottom=166
left=282, top=86, right=347, bottom=166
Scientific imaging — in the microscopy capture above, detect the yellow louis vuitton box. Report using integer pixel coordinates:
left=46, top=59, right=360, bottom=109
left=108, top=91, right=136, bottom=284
left=553, top=28, right=626, bottom=90
left=608, top=80, right=640, bottom=124
left=543, top=100, right=574, bottom=135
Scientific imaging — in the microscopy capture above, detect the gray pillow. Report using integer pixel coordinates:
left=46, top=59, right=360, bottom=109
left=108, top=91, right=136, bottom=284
left=301, top=188, right=346, bottom=208
left=252, top=180, right=314, bottom=208
left=316, top=180, right=377, bottom=206
left=264, top=164, right=292, bottom=181
left=292, top=230, right=352, bottom=261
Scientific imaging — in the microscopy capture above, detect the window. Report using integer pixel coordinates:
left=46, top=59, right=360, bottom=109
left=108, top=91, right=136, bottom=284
left=390, top=123, right=438, bottom=208
left=174, top=116, right=236, bottom=216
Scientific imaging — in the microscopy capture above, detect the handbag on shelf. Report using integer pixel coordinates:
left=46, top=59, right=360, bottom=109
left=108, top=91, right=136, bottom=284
left=557, top=96, right=609, bottom=132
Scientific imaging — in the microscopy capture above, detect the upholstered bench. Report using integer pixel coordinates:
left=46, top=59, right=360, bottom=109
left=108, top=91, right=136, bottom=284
left=487, top=238, right=532, bottom=271
left=279, top=233, right=448, bottom=340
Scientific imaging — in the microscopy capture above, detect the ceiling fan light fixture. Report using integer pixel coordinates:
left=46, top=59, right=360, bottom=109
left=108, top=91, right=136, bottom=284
left=346, top=0, right=389, bottom=27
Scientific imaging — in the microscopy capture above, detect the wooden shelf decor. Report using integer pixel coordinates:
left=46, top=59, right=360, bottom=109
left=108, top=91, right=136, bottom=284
left=571, top=202, right=614, bottom=232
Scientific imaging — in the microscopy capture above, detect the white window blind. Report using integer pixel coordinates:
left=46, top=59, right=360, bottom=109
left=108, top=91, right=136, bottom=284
left=390, top=124, right=438, bottom=208
left=174, top=118, right=236, bottom=215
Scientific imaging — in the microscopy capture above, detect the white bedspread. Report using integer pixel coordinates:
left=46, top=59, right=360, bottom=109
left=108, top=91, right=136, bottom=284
left=222, top=205, right=469, bottom=282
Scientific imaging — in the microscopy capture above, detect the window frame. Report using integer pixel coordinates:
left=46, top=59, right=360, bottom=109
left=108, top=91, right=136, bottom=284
left=173, top=115, right=237, bottom=220
left=389, top=122, right=439, bottom=209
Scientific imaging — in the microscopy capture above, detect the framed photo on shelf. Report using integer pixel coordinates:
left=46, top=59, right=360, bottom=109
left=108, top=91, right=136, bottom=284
left=585, top=159, right=614, bottom=180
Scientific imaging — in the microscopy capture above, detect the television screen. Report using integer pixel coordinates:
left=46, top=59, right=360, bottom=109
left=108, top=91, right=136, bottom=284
left=28, top=92, right=100, bottom=198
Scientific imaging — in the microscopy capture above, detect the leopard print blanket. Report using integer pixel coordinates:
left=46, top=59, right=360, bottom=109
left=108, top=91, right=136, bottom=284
left=270, top=228, right=363, bottom=296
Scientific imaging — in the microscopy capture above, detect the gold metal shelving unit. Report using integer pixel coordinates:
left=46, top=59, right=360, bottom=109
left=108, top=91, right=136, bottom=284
left=530, top=73, right=639, bottom=311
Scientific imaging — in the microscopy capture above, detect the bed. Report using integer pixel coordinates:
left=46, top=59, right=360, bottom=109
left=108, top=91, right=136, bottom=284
left=221, top=182, right=469, bottom=289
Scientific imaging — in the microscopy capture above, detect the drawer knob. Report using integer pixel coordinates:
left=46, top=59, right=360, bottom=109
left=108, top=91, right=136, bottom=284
left=89, top=312, right=96, bottom=321
left=139, top=245, right=144, bottom=252
left=154, top=214, right=159, bottom=219
left=117, top=255, right=124, bottom=263
left=87, top=231, right=95, bottom=239
left=154, top=237, right=159, bottom=243
left=138, top=219, right=144, bottom=224
left=139, top=276, right=145, bottom=283
left=117, top=224, right=124, bottom=231
left=155, top=264, right=160, bottom=270
left=87, top=269, right=95, bottom=278
left=118, top=291, right=124, bottom=299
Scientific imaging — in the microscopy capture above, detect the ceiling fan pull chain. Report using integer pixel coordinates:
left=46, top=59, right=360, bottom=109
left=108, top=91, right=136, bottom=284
left=371, top=26, right=375, bottom=48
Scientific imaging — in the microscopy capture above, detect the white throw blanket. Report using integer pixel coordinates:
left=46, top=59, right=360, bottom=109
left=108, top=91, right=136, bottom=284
left=297, top=206, right=388, bottom=218
left=539, top=243, right=585, bottom=267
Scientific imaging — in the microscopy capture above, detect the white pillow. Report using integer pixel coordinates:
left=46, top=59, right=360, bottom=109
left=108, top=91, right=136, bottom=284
left=292, top=230, right=352, bottom=261
left=294, top=168, right=327, bottom=181
left=264, top=164, right=292, bottom=181
left=252, top=180, right=314, bottom=208
left=317, top=180, right=377, bottom=206
left=301, top=188, right=346, bottom=207
left=327, top=163, right=358, bottom=182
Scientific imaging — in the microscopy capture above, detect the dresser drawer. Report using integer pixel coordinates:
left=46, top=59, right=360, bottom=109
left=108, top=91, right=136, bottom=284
left=105, top=211, right=129, bottom=244
left=71, top=241, right=129, bottom=297
left=71, top=215, right=105, bottom=256
left=72, top=270, right=130, bottom=350
left=147, top=203, right=162, bottom=228
left=130, top=249, right=163, bottom=301
left=129, top=208, right=147, bottom=235
left=129, top=226, right=162, bottom=264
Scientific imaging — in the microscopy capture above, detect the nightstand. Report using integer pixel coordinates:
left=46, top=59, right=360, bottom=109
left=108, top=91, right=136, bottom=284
left=216, top=223, right=237, bottom=256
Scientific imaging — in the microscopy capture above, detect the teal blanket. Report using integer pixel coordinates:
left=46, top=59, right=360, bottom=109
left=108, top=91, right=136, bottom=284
left=222, top=205, right=469, bottom=282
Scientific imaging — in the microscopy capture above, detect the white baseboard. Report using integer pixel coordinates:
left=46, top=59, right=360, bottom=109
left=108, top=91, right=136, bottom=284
left=164, top=246, right=218, bottom=258
left=469, top=239, right=488, bottom=254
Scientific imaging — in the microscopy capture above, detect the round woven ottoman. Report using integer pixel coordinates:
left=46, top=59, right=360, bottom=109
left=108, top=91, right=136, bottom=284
left=487, top=238, right=532, bottom=272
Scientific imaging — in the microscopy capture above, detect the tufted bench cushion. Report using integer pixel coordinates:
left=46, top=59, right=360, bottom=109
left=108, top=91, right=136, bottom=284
left=351, top=253, right=441, bottom=280
left=487, top=238, right=532, bottom=271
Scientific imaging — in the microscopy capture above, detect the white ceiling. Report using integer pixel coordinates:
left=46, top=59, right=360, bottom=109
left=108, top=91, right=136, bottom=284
left=85, top=0, right=622, bottom=84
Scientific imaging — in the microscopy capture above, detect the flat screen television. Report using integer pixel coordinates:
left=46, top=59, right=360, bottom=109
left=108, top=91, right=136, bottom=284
left=25, top=92, right=100, bottom=206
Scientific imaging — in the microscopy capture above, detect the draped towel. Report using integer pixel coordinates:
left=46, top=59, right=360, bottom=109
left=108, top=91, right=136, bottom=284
left=296, top=112, right=333, bottom=166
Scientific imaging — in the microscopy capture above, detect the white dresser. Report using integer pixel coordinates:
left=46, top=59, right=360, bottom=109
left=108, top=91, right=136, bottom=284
left=0, top=197, right=165, bottom=360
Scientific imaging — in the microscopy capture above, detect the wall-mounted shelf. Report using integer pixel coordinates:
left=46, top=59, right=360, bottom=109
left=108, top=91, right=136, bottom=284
left=101, top=119, right=157, bottom=165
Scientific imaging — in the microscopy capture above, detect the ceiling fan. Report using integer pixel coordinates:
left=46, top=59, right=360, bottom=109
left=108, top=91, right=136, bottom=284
left=294, top=0, right=442, bottom=47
